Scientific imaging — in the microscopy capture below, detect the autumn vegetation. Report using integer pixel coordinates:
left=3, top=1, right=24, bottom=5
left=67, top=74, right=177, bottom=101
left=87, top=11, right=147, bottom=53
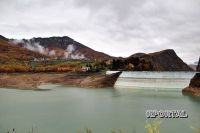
left=0, top=36, right=154, bottom=73
left=0, top=58, right=87, bottom=73
left=0, top=38, right=87, bottom=73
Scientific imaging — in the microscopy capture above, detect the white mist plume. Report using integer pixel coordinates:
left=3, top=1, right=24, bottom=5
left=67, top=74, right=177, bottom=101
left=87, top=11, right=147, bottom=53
left=24, top=42, right=45, bottom=54
left=64, top=44, right=85, bottom=59
left=11, top=39, right=45, bottom=54
left=66, top=44, right=75, bottom=53
left=71, top=54, right=85, bottom=59
left=10, top=39, right=56, bottom=56
left=10, top=40, right=85, bottom=59
left=48, top=50, right=56, bottom=56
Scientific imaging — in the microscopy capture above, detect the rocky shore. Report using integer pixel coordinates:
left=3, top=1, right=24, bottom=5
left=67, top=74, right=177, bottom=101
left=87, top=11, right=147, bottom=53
left=183, top=58, right=200, bottom=96
left=48, top=72, right=122, bottom=88
left=0, top=72, right=121, bottom=89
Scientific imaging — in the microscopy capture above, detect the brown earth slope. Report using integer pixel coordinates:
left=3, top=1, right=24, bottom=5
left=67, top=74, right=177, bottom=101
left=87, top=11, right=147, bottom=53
left=0, top=37, right=47, bottom=62
left=49, top=72, right=122, bottom=88
left=14, top=36, right=113, bottom=60
left=0, top=72, right=122, bottom=89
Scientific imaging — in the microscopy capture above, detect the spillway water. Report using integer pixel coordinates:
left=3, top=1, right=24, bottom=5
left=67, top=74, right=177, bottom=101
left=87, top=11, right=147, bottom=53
left=114, top=71, right=197, bottom=91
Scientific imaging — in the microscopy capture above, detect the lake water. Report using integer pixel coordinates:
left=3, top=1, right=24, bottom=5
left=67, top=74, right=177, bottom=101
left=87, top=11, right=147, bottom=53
left=0, top=72, right=200, bottom=133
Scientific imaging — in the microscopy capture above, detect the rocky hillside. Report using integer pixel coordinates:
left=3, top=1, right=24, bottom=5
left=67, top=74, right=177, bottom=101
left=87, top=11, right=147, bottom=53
left=0, top=36, right=47, bottom=63
left=0, top=35, right=193, bottom=71
left=10, top=36, right=113, bottom=60
left=112, top=49, right=192, bottom=71
left=149, top=49, right=193, bottom=71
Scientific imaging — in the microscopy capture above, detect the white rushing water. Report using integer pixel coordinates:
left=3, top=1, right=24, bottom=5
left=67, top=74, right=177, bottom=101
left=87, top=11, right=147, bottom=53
left=113, top=71, right=197, bottom=91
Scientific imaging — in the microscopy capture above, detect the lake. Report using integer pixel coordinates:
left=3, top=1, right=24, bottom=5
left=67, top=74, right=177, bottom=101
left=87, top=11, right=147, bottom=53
left=0, top=72, right=200, bottom=133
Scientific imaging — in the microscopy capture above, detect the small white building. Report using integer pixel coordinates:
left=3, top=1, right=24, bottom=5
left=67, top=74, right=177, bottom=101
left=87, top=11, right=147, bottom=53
left=81, top=66, right=90, bottom=72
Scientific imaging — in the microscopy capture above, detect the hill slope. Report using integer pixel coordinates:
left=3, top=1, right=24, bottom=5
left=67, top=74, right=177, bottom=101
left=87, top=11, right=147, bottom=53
left=11, top=36, right=113, bottom=60
left=0, top=35, right=193, bottom=71
left=0, top=37, right=47, bottom=63
left=113, top=49, right=192, bottom=71
left=149, top=49, right=192, bottom=71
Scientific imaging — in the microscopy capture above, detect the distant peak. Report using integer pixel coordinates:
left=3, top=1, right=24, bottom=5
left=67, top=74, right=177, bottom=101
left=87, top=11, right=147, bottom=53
left=160, top=49, right=175, bottom=53
left=31, top=36, right=73, bottom=40
left=149, top=49, right=176, bottom=56
left=129, top=53, right=147, bottom=58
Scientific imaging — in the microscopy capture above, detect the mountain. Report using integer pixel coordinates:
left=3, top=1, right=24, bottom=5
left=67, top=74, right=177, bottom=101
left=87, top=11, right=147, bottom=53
left=10, top=36, right=113, bottom=60
left=112, top=49, right=193, bottom=71
left=189, top=64, right=197, bottom=70
left=149, top=49, right=193, bottom=71
left=0, top=35, right=194, bottom=71
left=0, top=36, right=47, bottom=63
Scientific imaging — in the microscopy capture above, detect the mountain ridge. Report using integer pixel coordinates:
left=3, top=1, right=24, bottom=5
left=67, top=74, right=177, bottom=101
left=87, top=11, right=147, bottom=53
left=114, top=49, right=193, bottom=71
left=0, top=34, right=194, bottom=71
left=10, top=36, right=113, bottom=60
left=0, top=37, right=47, bottom=62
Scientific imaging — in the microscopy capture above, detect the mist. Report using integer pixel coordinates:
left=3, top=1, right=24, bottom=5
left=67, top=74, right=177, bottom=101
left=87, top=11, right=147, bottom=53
left=10, top=40, right=85, bottom=59
left=64, top=44, right=85, bottom=59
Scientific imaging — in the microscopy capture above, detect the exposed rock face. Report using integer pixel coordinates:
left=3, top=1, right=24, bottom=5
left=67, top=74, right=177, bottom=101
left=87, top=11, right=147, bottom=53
left=189, top=73, right=200, bottom=87
left=0, top=72, right=122, bottom=89
left=111, top=49, right=192, bottom=71
left=14, top=36, right=113, bottom=60
left=149, top=49, right=193, bottom=71
left=182, top=58, right=200, bottom=96
left=49, top=72, right=122, bottom=88
left=80, top=72, right=122, bottom=88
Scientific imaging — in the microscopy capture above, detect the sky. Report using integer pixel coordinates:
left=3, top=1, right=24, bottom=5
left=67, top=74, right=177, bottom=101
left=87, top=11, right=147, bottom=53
left=0, top=0, right=200, bottom=64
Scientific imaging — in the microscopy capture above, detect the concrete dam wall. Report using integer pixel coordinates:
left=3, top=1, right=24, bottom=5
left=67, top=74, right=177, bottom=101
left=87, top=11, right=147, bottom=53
left=108, top=71, right=197, bottom=91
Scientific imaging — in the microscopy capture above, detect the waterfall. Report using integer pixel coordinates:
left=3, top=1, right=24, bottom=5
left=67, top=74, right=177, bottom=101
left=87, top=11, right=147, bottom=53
left=110, top=71, right=197, bottom=91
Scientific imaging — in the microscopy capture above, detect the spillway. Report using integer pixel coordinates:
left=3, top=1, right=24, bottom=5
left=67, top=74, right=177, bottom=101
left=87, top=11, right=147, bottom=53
left=112, top=71, right=197, bottom=91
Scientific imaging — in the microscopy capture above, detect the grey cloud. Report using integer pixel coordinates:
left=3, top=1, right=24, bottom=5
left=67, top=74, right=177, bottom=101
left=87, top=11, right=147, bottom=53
left=73, top=0, right=200, bottom=63
left=0, top=0, right=199, bottom=63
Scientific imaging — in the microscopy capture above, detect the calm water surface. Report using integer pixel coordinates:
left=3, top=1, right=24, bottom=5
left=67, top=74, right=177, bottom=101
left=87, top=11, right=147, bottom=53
left=0, top=72, right=200, bottom=133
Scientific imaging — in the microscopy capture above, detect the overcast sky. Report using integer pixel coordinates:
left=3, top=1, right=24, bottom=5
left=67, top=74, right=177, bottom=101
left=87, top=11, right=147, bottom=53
left=0, top=0, right=200, bottom=63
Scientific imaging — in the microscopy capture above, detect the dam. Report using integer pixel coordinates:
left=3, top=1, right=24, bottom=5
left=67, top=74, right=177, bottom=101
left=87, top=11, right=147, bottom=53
left=108, top=71, right=197, bottom=91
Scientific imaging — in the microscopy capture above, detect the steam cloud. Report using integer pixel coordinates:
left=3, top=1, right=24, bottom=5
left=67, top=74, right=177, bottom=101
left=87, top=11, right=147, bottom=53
left=10, top=39, right=55, bottom=56
left=64, top=44, right=85, bottom=59
left=10, top=40, right=85, bottom=59
left=24, top=42, right=45, bottom=54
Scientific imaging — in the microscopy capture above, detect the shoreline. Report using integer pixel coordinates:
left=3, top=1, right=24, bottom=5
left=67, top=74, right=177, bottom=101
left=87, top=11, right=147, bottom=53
left=182, top=87, right=200, bottom=96
left=0, top=72, right=121, bottom=89
left=0, top=73, right=66, bottom=89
